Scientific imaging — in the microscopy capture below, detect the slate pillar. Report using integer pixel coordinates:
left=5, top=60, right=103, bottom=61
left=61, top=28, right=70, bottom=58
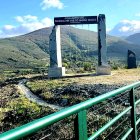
left=127, top=50, right=137, bottom=69
left=48, top=25, right=65, bottom=78
left=96, top=14, right=111, bottom=75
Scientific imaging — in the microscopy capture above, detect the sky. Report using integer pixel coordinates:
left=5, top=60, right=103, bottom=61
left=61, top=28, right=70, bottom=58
left=0, top=0, right=140, bottom=38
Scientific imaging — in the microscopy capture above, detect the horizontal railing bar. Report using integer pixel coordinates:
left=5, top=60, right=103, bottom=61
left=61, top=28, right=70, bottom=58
left=135, top=98, right=140, bottom=106
left=0, top=81, right=140, bottom=140
left=121, top=128, right=133, bottom=140
left=88, top=106, right=132, bottom=140
left=136, top=118, right=140, bottom=126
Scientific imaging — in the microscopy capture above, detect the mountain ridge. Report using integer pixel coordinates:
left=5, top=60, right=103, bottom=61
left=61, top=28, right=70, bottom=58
left=125, top=33, right=140, bottom=45
left=0, top=26, right=140, bottom=70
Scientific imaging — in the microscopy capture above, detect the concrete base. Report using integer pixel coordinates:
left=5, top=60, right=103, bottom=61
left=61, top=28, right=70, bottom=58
left=48, top=67, right=65, bottom=78
left=96, top=65, right=111, bottom=75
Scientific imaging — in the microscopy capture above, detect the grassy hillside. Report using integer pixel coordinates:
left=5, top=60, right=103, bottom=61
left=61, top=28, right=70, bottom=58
left=0, top=36, right=49, bottom=71
left=0, top=26, right=140, bottom=71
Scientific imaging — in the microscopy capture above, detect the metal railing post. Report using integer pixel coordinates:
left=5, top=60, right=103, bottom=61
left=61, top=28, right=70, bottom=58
left=74, top=110, right=88, bottom=140
left=130, top=88, right=137, bottom=140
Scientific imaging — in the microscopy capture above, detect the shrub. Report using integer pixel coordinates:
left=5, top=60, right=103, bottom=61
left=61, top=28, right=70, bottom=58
left=83, top=62, right=92, bottom=71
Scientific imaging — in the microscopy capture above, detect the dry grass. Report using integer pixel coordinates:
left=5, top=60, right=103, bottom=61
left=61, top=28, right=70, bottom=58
left=69, top=68, right=140, bottom=85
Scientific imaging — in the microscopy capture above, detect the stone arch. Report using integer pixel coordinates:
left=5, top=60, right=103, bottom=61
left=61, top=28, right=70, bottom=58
left=48, top=14, right=111, bottom=78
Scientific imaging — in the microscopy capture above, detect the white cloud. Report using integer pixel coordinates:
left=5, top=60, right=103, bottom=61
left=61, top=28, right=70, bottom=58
left=119, top=26, right=130, bottom=32
left=135, top=13, right=140, bottom=17
left=3, top=25, right=15, bottom=30
left=15, top=15, right=38, bottom=23
left=106, top=27, right=111, bottom=33
left=41, top=0, right=64, bottom=10
left=109, top=20, right=140, bottom=36
left=0, top=15, right=53, bottom=38
left=41, top=17, right=53, bottom=25
left=15, top=16, right=24, bottom=23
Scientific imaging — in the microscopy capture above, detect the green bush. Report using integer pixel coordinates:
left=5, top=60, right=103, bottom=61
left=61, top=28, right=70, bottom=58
left=83, top=62, right=92, bottom=71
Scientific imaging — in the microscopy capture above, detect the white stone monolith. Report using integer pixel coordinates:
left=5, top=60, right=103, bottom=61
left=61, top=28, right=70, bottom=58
left=48, top=25, right=65, bottom=78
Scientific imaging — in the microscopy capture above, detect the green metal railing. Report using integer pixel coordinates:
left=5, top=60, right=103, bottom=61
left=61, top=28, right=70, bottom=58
left=0, top=81, right=140, bottom=140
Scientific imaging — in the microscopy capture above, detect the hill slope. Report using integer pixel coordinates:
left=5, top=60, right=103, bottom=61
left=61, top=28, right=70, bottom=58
left=0, top=26, right=140, bottom=70
left=125, top=33, right=140, bottom=45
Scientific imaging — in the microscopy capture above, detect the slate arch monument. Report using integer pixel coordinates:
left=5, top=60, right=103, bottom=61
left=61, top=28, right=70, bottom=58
left=48, top=14, right=111, bottom=78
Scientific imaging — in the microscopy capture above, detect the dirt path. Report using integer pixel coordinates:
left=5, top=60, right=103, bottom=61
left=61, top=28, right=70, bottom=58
left=18, top=81, right=63, bottom=110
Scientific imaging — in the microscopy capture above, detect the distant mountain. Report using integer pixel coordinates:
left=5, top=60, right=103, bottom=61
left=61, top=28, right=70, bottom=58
left=125, top=33, right=140, bottom=45
left=0, top=26, right=140, bottom=70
